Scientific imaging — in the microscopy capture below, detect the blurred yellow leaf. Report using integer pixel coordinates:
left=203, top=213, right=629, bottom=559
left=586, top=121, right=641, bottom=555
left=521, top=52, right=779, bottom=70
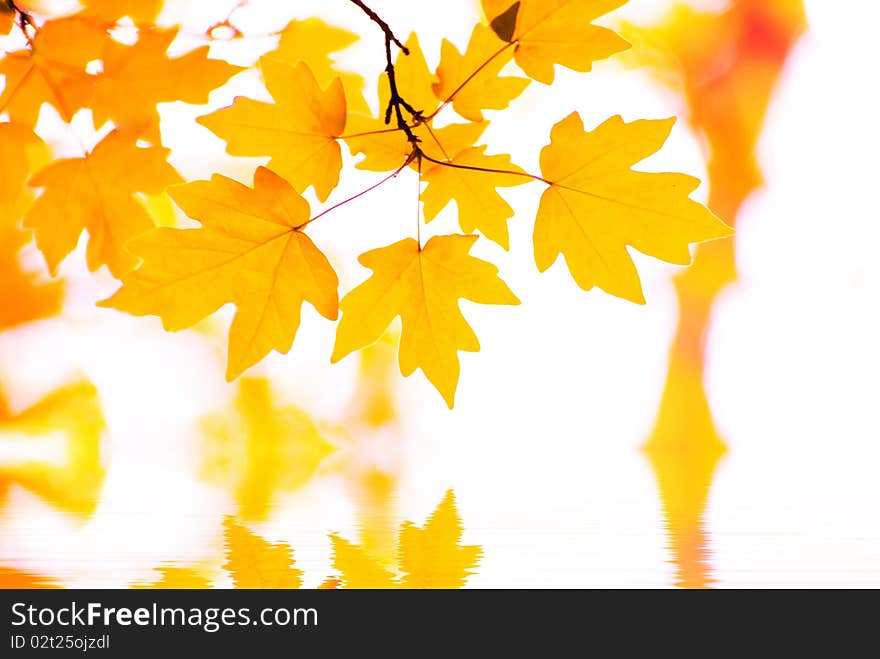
left=0, top=381, right=106, bottom=515
left=91, top=27, right=243, bottom=141
left=535, top=113, right=732, bottom=303
left=482, top=0, right=631, bottom=84
left=202, top=378, right=335, bottom=521
left=433, top=23, right=529, bottom=121
left=102, top=167, right=339, bottom=380
left=223, top=517, right=303, bottom=588
left=0, top=566, right=59, bottom=589
left=330, top=535, right=398, bottom=588
left=199, top=60, right=346, bottom=202
left=25, top=130, right=182, bottom=277
left=332, top=234, right=519, bottom=408
left=263, top=17, right=368, bottom=114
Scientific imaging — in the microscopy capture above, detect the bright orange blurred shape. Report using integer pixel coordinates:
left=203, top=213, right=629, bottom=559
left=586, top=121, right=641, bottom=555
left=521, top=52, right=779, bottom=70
left=0, top=381, right=106, bottom=515
left=222, top=516, right=303, bottom=589
left=0, top=565, right=59, bottom=588
left=330, top=490, right=482, bottom=589
left=133, top=566, right=213, bottom=589
left=628, top=0, right=807, bottom=588
left=0, top=122, right=62, bottom=330
left=201, top=378, right=335, bottom=521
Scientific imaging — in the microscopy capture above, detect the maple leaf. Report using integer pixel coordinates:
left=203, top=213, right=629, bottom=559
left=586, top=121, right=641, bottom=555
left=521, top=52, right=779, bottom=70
left=0, top=122, right=45, bottom=226
left=101, top=167, right=339, bottom=380
left=79, top=0, right=164, bottom=24
left=201, top=377, right=335, bottom=521
left=330, top=490, right=481, bottom=588
left=421, top=146, right=528, bottom=249
left=223, top=517, right=303, bottom=588
left=262, top=17, right=368, bottom=114
left=332, top=234, right=519, bottom=408
left=91, top=27, right=243, bottom=141
left=0, top=16, right=108, bottom=126
left=482, top=0, right=631, bottom=84
left=0, top=381, right=106, bottom=515
left=535, top=112, right=733, bottom=303
left=199, top=60, right=346, bottom=202
left=433, top=23, right=529, bottom=121
left=24, top=130, right=182, bottom=277
left=133, top=566, right=212, bottom=589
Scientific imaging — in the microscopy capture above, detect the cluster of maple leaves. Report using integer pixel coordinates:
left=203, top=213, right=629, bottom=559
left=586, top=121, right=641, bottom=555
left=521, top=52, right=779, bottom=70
left=2, top=0, right=732, bottom=408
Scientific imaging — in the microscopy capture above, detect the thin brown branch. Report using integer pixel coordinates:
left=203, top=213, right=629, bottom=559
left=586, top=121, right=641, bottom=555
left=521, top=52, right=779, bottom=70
left=420, top=151, right=549, bottom=185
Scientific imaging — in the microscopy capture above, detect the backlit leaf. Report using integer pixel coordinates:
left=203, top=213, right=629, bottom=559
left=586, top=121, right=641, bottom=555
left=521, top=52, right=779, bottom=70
left=534, top=112, right=732, bottom=303
left=25, top=130, right=182, bottom=277
left=332, top=234, right=519, bottom=408
left=198, top=60, right=346, bottom=202
left=101, top=167, right=339, bottom=380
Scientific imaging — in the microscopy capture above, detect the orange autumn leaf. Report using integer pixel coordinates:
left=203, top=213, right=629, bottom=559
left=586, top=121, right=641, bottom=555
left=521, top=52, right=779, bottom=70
left=331, top=490, right=481, bottom=589
left=0, top=3, right=14, bottom=36
left=24, top=130, right=182, bottom=277
left=91, top=27, right=244, bottom=141
left=433, top=23, right=529, bottom=121
left=0, top=381, right=106, bottom=515
left=332, top=234, right=519, bottom=408
left=101, top=167, right=339, bottom=380
left=0, top=16, right=108, bottom=126
left=421, top=146, right=528, bottom=249
left=482, top=0, right=631, bottom=84
left=201, top=378, right=335, bottom=521
left=534, top=113, right=732, bottom=303
left=263, top=17, right=368, bottom=114
left=199, top=60, right=346, bottom=202
left=223, top=517, right=303, bottom=589
left=79, top=0, right=164, bottom=24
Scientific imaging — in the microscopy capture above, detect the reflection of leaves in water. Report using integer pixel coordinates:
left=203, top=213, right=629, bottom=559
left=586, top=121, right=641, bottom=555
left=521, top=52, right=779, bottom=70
left=0, top=566, right=59, bottom=589
left=631, top=0, right=807, bottom=589
left=0, top=381, right=106, bottom=515
left=331, top=490, right=482, bottom=589
left=201, top=378, right=335, bottom=521
left=223, top=517, right=303, bottom=589
left=133, top=566, right=213, bottom=589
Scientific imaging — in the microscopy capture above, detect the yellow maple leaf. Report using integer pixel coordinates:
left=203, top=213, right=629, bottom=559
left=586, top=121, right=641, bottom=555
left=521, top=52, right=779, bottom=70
left=421, top=146, right=528, bottom=249
left=482, top=0, right=631, bottom=84
left=201, top=377, right=335, bottom=521
left=433, top=23, right=529, bottom=121
left=331, top=490, right=481, bottom=589
left=24, top=130, right=182, bottom=277
left=199, top=60, right=346, bottom=202
left=91, top=27, right=243, bottom=141
left=79, top=0, right=163, bottom=24
left=0, top=381, right=106, bottom=515
left=222, top=517, right=303, bottom=588
left=101, top=167, right=339, bottom=380
left=133, top=566, right=212, bottom=589
left=0, top=16, right=108, bottom=126
left=332, top=234, right=519, bottom=408
left=262, top=17, right=368, bottom=114
left=535, top=112, right=732, bottom=303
